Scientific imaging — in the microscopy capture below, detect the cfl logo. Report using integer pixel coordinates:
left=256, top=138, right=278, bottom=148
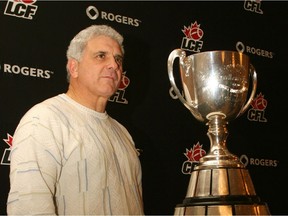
left=244, top=0, right=263, bottom=14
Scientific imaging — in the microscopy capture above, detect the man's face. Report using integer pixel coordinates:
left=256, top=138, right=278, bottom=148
left=71, top=35, right=123, bottom=99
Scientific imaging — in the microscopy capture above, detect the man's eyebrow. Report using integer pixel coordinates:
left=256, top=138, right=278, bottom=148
left=92, top=51, right=106, bottom=56
left=114, top=54, right=124, bottom=59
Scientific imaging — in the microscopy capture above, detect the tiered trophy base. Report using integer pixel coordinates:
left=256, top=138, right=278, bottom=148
left=175, top=195, right=270, bottom=215
left=174, top=166, right=270, bottom=215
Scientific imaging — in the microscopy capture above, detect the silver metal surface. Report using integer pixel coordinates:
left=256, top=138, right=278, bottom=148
left=168, top=50, right=270, bottom=215
left=168, top=49, right=257, bottom=123
left=174, top=204, right=270, bottom=216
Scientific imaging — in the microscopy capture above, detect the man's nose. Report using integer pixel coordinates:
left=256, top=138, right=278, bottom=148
left=107, top=56, right=119, bottom=69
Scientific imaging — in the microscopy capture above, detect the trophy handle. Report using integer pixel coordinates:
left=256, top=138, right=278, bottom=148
left=238, top=64, right=257, bottom=117
left=168, top=49, right=197, bottom=111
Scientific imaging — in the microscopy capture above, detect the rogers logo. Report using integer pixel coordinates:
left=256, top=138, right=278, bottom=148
left=240, top=154, right=278, bottom=168
left=236, top=41, right=274, bottom=59
left=86, top=5, right=141, bottom=27
left=2, top=63, right=53, bottom=79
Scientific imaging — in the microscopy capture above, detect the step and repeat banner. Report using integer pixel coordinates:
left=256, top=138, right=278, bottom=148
left=1, top=1, right=288, bottom=215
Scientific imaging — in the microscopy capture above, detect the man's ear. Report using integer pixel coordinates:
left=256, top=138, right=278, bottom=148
left=67, top=58, right=79, bottom=78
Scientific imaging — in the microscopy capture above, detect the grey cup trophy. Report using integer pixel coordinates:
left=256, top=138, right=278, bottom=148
left=167, top=49, right=270, bottom=215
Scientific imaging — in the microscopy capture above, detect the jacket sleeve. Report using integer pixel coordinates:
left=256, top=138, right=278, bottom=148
left=7, top=105, right=62, bottom=215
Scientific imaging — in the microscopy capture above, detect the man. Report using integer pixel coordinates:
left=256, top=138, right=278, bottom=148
left=7, top=25, right=144, bottom=215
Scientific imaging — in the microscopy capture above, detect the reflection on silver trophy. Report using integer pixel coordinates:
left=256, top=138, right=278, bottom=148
left=167, top=49, right=270, bottom=215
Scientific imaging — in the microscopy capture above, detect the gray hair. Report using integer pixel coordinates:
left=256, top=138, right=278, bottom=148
left=66, top=25, right=124, bottom=82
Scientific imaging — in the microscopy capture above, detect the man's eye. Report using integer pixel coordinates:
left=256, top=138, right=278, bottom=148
left=97, top=53, right=105, bottom=59
left=115, top=56, right=123, bottom=65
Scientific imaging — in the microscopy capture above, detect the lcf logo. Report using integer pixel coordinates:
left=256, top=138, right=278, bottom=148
left=1, top=133, right=13, bottom=165
left=180, top=21, right=204, bottom=53
left=4, top=0, right=38, bottom=20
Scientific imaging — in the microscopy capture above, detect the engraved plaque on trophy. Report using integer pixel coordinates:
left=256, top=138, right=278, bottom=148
left=167, top=49, right=270, bottom=215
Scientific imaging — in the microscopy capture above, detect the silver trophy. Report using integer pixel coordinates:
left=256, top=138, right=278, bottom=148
left=167, top=49, right=270, bottom=215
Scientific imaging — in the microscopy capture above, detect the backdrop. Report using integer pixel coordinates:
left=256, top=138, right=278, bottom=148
left=1, top=1, right=288, bottom=215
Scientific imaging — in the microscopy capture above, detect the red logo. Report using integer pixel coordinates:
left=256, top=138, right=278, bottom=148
left=184, top=142, right=206, bottom=162
left=14, top=0, right=37, bottom=4
left=1, top=133, right=13, bottom=165
left=3, top=133, right=13, bottom=148
left=182, top=21, right=204, bottom=41
left=118, top=72, right=130, bottom=90
left=251, top=93, right=267, bottom=110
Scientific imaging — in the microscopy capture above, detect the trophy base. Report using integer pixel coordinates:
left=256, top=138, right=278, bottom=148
left=174, top=201, right=270, bottom=215
left=174, top=166, right=270, bottom=215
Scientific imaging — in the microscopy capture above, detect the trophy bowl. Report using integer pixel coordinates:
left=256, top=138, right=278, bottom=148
left=168, top=49, right=257, bottom=123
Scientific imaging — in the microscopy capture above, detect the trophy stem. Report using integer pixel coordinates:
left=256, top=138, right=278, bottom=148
left=197, top=114, right=242, bottom=169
